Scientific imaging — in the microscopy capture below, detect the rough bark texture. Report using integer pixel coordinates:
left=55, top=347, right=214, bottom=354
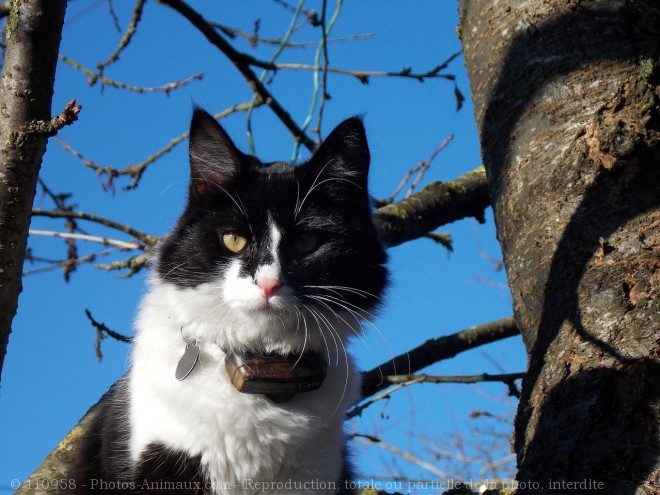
left=459, top=0, right=660, bottom=493
left=374, top=166, right=489, bottom=247
left=0, top=0, right=67, bottom=381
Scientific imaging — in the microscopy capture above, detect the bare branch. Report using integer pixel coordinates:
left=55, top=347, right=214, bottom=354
left=106, top=0, right=122, bottom=32
left=28, top=229, right=145, bottom=251
left=423, top=232, right=453, bottom=252
left=351, top=434, right=450, bottom=479
left=349, top=372, right=523, bottom=419
left=212, top=21, right=373, bottom=48
left=382, top=135, right=454, bottom=205
left=59, top=54, right=203, bottom=95
left=85, top=309, right=132, bottom=361
left=360, top=317, right=520, bottom=400
left=57, top=99, right=263, bottom=191
left=348, top=375, right=427, bottom=419
left=31, top=208, right=158, bottom=246
left=23, top=248, right=122, bottom=277
left=95, top=0, right=146, bottom=77
left=385, top=372, right=525, bottom=386
left=263, top=62, right=458, bottom=84
left=374, top=166, right=490, bottom=248
left=46, top=99, right=82, bottom=135
left=155, top=0, right=316, bottom=151
left=95, top=253, right=150, bottom=277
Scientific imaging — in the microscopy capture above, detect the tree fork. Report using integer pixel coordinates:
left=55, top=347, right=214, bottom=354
left=0, top=0, right=68, bottom=382
left=459, top=0, right=660, bottom=493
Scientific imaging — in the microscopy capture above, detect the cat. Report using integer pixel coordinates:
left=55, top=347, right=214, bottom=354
left=70, top=108, right=388, bottom=494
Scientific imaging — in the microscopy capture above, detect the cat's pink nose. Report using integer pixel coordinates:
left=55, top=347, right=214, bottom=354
left=256, top=277, right=282, bottom=300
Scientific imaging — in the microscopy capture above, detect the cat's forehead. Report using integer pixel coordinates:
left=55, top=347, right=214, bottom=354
left=252, top=161, right=295, bottom=175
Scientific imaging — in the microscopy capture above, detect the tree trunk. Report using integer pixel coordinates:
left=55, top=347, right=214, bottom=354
left=459, top=0, right=660, bottom=493
left=0, top=0, right=68, bottom=381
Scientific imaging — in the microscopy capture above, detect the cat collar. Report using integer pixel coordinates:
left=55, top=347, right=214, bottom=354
left=225, top=351, right=327, bottom=403
left=175, top=330, right=327, bottom=403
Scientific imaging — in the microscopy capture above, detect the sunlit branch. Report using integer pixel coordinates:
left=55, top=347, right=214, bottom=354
left=23, top=248, right=119, bottom=277
left=374, top=166, right=490, bottom=248
left=95, top=254, right=150, bottom=277
left=347, top=375, right=426, bottom=419
left=351, top=433, right=450, bottom=479
left=297, top=0, right=342, bottom=157
left=382, top=135, right=454, bottom=206
left=29, top=229, right=145, bottom=251
left=246, top=0, right=305, bottom=154
left=314, top=0, right=332, bottom=142
left=264, top=61, right=459, bottom=84
left=57, top=99, right=264, bottom=191
left=31, top=209, right=158, bottom=246
left=212, top=21, right=373, bottom=48
left=155, top=0, right=316, bottom=151
left=59, top=54, right=203, bottom=94
left=360, top=317, right=520, bottom=400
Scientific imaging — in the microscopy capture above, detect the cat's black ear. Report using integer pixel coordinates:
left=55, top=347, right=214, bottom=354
left=310, top=117, right=370, bottom=189
left=188, top=107, right=243, bottom=197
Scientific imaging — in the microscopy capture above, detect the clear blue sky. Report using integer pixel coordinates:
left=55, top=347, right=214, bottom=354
left=1, top=1, right=523, bottom=491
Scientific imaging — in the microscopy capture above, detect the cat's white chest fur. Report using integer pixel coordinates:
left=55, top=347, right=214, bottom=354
left=128, top=281, right=359, bottom=495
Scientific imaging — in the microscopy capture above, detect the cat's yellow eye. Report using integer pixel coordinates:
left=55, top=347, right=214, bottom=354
left=293, top=233, right=319, bottom=255
left=222, top=233, right=248, bottom=253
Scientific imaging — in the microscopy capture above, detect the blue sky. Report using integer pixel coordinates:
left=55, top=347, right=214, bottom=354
left=1, top=1, right=524, bottom=490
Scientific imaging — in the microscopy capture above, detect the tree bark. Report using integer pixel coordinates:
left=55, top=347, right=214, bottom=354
left=459, top=0, right=660, bottom=493
left=0, top=0, right=68, bottom=381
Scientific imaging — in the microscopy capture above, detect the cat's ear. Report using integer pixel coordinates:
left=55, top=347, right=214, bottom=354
left=188, top=107, right=243, bottom=197
left=309, top=117, right=370, bottom=189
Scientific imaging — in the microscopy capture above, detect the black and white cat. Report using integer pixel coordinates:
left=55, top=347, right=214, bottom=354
left=71, top=109, right=388, bottom=494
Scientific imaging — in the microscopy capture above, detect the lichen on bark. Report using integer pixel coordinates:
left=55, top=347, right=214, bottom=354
left=460, top=0, right=660, bottom=492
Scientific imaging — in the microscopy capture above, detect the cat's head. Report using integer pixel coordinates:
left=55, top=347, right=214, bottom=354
left=154, top=108, right=388, bottom=354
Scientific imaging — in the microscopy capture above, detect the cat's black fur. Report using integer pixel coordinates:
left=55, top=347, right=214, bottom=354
left=68, top=108, right=388, bottom=494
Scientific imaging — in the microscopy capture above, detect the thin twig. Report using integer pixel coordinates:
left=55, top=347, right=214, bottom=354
left=155, top=0, right=316, bottom=151
left=48, top=98, right=83, bottom=135
left=212, top=22, right=373, bottom=48
left=315, top=0, right=330, bottom=142
left=360, top=317, right=520, bottom=400
left=349, top=373, right=524, bottom=418
left=36, top=177, right=80, bottom=280
left=31, top=208, right=158, bottom=245
left=59, top=54, right=203, bottom=94
left=57, top=99, right=264, bottom=191
left=406, top=135, right=454, bottom=198
left=95, top=253, right=150, bottom=277
left=23, top=248, right=121, bottom=277
left=95, top=0, right=146, bottom=78
left=297, top=0, right=342, bottom=157
left=246, top=0, right=305, bottom=154
left=85, top=309, right=132, bottom=361
left=347, top=375, right=426, bottom=419
left=382, top=135, right=454, bottom=205
left=374, top=166, right=490, bottom=247
left=423, top=232, right=453, bottom=252
left=264, top=61, right=458, bottom=84
left=28, top=229, right=145, bottom=251
left=351, top=434, right=450, bottom=479
left=106, top=0, right=122, bottom=32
